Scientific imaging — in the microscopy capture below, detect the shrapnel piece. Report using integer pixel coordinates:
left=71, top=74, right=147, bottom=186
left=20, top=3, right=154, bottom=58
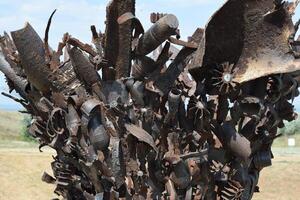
left=0, top=1, right=299, bottom=199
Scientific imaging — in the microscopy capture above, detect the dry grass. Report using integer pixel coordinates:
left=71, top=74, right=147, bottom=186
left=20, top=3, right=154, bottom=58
left=273, top=134, right=300, bottom=147
left=0, top=110, right=23, bottom=141
left=0, top=148, right=56, bottom=200
left=0, top=110, right=299, bottom=199
left=253, top=152, right=300, bottom=200
left=0, top=147, right=299, bottom=200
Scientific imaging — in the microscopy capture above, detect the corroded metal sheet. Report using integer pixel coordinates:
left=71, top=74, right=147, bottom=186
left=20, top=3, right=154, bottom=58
left=0, top=1, right=299, bottom=199
left=189, top=0, right=300, bottom=83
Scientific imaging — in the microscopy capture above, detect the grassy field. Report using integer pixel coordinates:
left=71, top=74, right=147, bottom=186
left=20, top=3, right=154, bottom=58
left=0, top=147, right=56, bottom=200
left=0, top=110, right=24, bottom=141
left=0, top=110, right=299, bottom=199
left=273, top=134, right=300, bottom=147
left=0, top=146, right=299, bottom=200
left=253, top=149, right=300, bottom=200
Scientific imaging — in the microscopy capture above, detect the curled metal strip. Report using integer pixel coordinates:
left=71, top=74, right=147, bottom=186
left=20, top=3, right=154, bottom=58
left=46, top=108, right=66, bottom=138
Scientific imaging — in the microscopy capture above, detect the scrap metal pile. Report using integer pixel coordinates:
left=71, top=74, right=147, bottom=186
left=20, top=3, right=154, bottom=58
left=1, top=0, right=300, bottom=199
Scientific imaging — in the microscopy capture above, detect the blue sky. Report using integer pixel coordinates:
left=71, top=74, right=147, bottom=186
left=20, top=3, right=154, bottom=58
left=0, top=0, right=299, bottom=111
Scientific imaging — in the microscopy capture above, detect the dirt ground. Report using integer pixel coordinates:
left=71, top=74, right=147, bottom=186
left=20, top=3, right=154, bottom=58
left=0, top=147, right=56, bottom=200
left=253, top=149, right=300, bottom=200
left=0, top=147, right=299, bottom=200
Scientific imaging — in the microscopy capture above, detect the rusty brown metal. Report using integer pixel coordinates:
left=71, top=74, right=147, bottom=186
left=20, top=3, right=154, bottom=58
left=135, top=14, right=179, bottom=56
left=233, top=0, right=300, bottom=83
left=0, top=51, right=28, bottom=98
left=189, top=0, right=300, bottom=84
left=0, top=1, right=299, bottom=199
left=11, top=23, right=52, bottom=93
left=104, top=0, right=135, bottom=79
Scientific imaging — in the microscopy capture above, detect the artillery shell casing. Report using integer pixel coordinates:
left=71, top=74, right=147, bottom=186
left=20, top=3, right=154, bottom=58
left=126, top=79, right=145, bottom=106
left=253, top=151, right=272, bottom=169
left=132, top=55, right=156, bottom=79
left=88, top=115, right=110, bottom=151
left=222, top=122, right=251, bottom=162
left=0, top=53, right=28, bottom=98
left=227, top=132, right=251, bottom=162
left=164, top=89, right=181, bottom=124
left=168, top=89, right=181, bottom=113
left=69, top=47, right=101, bottom=88
left=11, top=23, right=52, bottom=93
left=136, top=14, right=179, bottom=56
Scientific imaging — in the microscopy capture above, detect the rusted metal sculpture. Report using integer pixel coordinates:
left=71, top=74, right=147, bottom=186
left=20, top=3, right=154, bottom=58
left=1, top=0, right=300, bottom=199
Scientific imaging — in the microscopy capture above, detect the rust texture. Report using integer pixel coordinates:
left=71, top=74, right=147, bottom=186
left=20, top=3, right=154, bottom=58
left=0, top=0, right=300, bottom=199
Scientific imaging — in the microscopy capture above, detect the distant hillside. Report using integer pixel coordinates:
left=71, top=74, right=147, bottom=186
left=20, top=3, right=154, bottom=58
left=0, top=110, right=24, bottom=140
left=0, top=109, right=299, bottom=149
left=1, top=97, right=299, bottom=112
